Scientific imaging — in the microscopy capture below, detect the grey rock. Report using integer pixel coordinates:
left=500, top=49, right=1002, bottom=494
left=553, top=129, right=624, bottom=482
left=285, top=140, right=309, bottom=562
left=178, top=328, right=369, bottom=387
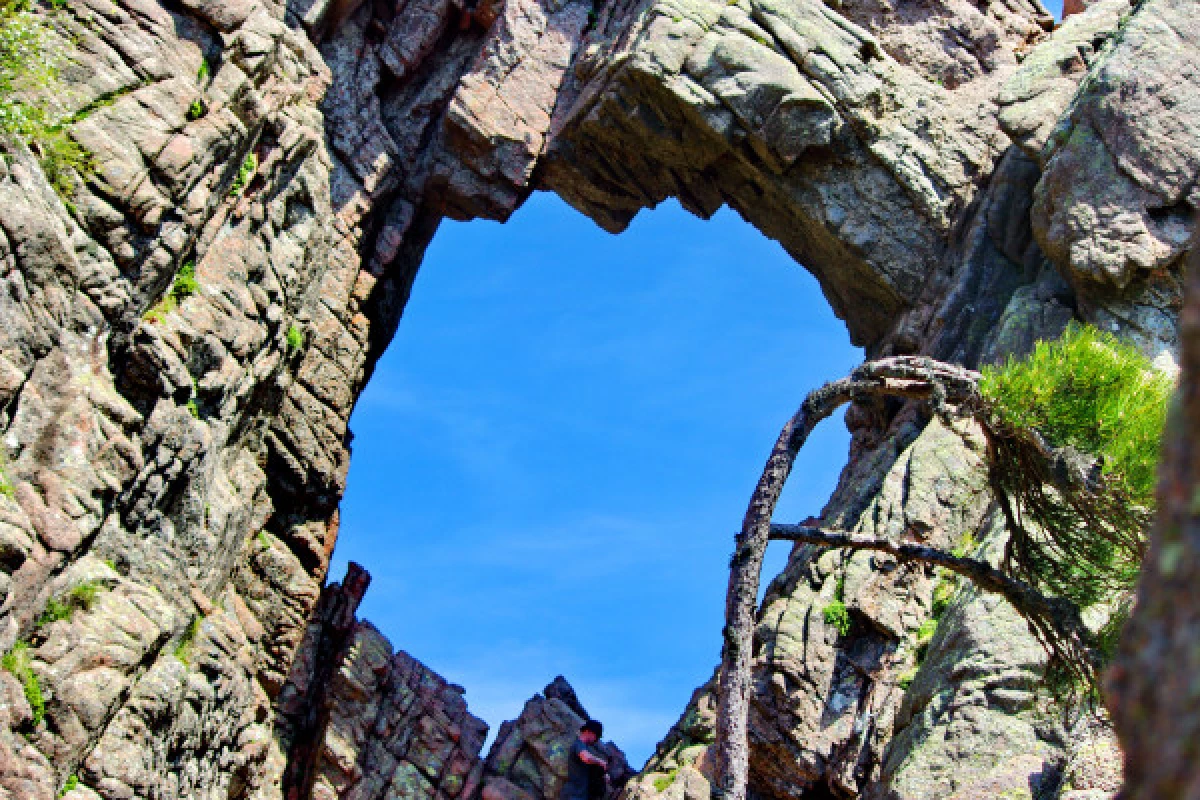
left=0, top=0, right=1192, bottom=796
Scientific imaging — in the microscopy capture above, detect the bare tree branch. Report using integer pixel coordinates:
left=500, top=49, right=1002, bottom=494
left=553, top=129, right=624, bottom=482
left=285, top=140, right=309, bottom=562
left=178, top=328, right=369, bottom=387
left=766, top=523, right=1097, bottom=671
left=712, top=357, right=980, bottom=800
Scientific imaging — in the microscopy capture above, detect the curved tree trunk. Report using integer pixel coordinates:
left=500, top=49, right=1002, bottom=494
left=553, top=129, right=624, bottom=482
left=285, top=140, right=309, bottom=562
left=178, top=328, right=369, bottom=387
left=712, top=358, right=980, bottom=800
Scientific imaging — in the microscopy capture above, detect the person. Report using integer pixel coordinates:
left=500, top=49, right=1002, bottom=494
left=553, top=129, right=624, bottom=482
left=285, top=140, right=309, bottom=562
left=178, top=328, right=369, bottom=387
left=562, top=720, right=608, bottom=800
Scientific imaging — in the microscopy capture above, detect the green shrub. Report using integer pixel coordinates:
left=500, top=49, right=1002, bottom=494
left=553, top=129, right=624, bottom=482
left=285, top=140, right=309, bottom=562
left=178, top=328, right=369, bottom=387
left=230, top=151, right=257, bottom=196
left=172, top=260, right=198, bottom=302
left=2, top=641, right=45, bottom=726
left=823, top=600, right=850, bottom=636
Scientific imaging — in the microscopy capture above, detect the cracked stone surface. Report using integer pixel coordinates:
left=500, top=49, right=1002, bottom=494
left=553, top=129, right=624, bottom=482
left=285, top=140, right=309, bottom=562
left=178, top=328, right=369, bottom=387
left=0, top=0, right=1194, bottom=797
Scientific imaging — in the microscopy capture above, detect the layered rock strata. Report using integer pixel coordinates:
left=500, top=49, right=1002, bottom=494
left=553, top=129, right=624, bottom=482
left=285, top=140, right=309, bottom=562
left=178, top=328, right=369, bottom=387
left=0, top=0, right=1195, bottom=797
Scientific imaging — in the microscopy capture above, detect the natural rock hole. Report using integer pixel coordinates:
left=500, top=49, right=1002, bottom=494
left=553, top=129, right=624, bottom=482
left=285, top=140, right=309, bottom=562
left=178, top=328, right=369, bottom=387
left=328, top=193, right=861, bottom=763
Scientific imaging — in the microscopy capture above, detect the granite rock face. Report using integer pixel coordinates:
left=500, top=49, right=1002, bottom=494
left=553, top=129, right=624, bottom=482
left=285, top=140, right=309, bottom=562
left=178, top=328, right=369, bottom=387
left=0, top=0, right=1195, bottom=797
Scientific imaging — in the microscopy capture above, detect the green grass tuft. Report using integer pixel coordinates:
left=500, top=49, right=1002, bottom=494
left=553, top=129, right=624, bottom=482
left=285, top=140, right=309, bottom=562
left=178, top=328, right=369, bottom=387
left=186, top=98, right=205, bottom=121
left=652, top=769, right=679, bottom=792
left=931, top=572, right=957, bottom=618
left=37, top=597, right=71, bottom=626
left=2, top=641, right=44, bottom=726
left=230, top=152, right=257, bottom=196
left=142, top=293, right=177, bottom=323
left=33, top=126, right=94, bottom=204
left=286, top=323, right=303, bottom=353
left=197, top=57, right=210, bottom=83
left=68, top=580, right=103, bottom=611
left=58, top=773, right=78, bottom=797
left=37, top=579, right=108, bottom=626
left=823, top=600, right=850, bottom=636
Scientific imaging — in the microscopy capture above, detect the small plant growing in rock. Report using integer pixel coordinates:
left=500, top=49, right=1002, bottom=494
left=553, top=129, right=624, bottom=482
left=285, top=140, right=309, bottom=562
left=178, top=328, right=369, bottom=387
left=653, top=769, right=679, bottom=792
left=186, top=98, right=205, bottom=121
left=822, top=600, right=850, bottom=636
left=2, top=641, right=45, bottom=726
left=914, top=618, right=938, bottom=661
left=174, top=616, right=202, bottom=665
left=230, top=151, right=257, bottom=196
left=0, top=1, right=95, bottom=208
left=197, top=56, right=210, bottom=83
left=0, top=449, right=15, bottom=499
left=142, top=294, right=177, bottom=323
left=930, top=571, right=957, bottom=617
left=37, top=597, right=72, bottom=626
left=822, top=574, right=851, bottom=635
left=186, top=397, right=200, bottom=419
left=286, top=323, right=303, bottom=353
left=68, top=579, right=104, bottom=611
left=58, top=774, right=78, bottom=797
left=37, top=579, right=107, bottom=626
left=172, top=260, right=199, bottom=302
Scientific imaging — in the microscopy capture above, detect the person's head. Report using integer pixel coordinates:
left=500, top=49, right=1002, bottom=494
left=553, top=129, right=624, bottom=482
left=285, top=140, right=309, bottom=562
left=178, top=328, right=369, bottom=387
left=580, top=719, right=603, bottom=743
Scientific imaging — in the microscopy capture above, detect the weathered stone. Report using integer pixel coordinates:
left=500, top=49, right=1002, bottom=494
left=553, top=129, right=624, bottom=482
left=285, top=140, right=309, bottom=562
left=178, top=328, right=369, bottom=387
left=0, top=0, right=1193, bottom=796
left=1032, top=0, right=1199, bottom=293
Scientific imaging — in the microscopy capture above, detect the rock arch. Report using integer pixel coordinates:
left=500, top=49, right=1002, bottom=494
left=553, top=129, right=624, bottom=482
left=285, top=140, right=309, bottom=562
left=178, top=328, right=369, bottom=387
left=0, top=0, right=1194, bottom=797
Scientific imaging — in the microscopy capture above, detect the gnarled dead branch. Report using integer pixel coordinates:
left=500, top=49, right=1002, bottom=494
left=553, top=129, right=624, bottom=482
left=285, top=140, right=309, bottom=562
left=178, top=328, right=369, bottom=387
left=712, top=357, right=979, bottom=800
left=766, top=523, right=1098, bottom=688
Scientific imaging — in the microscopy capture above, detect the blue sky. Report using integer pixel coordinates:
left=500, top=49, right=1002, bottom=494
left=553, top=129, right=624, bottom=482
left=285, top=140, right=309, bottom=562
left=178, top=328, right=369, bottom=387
left=329, top=192, right=862, bottom=765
